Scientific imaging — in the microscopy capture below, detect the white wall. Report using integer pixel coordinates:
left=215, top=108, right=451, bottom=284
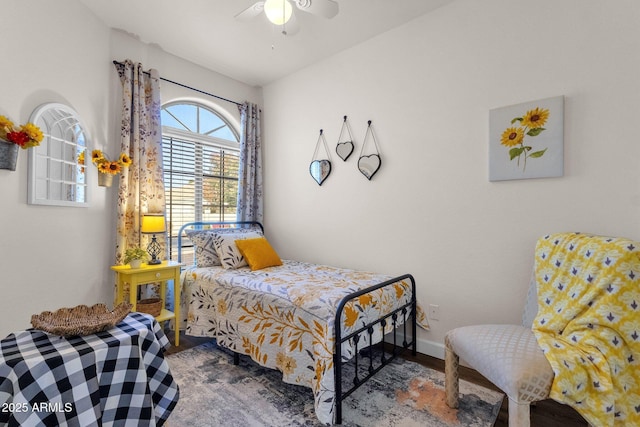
left=0, top=0, right=113, bottom=337
left=0, top=0, right=261, bottom=338
left=262, top=0, right=640, bottom=357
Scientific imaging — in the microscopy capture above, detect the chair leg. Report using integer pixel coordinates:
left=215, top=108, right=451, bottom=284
left=444, top=342, right=459, bottom=409
left=508, top=397, right=530, bottom=427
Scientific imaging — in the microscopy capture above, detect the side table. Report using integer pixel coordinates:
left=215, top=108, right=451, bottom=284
left=112, top=260, right=182, bottom=346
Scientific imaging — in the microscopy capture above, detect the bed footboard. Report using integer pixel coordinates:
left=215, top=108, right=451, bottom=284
left=333, top=274, right=417, bottom=424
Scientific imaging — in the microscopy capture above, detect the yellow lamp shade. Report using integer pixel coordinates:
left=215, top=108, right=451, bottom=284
left=141, top=214, right=166, bottom=234
left=264, top=0, right=292, bottom=25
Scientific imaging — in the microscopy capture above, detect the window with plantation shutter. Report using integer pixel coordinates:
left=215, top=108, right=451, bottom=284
left=161, top=102, right=240, bottom=262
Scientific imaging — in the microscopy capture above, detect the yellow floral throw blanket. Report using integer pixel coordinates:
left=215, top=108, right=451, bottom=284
left=532, top=232, right=640, bottom=426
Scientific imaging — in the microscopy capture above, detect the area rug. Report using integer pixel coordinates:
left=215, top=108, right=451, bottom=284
left=165, top=341, right=503, bottom=427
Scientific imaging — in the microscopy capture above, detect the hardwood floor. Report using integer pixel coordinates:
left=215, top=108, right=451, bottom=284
left=164, top=331, right=588, bottom=427
left=400, top=352, right=589, bottom=427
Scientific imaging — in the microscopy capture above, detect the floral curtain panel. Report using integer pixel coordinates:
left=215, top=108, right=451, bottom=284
left=237, top=102, right=263, bottom=223
left=113, top=60, right=166, bottom=264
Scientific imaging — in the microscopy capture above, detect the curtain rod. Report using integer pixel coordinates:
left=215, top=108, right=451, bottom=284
left=112, top=60, right=242, bottom=107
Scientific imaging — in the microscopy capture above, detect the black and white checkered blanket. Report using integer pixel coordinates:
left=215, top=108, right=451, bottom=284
left=0, top=312, right=179, bottom=426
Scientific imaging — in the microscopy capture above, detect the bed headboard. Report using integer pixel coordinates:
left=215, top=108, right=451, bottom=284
left=176, top=221, right=264, bottom=265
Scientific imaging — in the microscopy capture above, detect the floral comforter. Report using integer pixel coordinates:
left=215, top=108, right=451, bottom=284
left=182, top=259, right=428, bottom=425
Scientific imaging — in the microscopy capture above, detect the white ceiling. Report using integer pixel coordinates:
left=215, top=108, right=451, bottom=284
left=80, top=0, right=453, bottom=87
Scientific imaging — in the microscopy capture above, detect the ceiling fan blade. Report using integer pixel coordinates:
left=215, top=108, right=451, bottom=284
left=235, top=1, right=265, bottom=22
left=293, top=0, right=339, bottom=19
left=282, top=12, right=300, bottom=36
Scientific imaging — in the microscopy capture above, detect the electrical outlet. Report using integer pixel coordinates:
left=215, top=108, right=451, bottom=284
left=429, top=304, right=440, bottom=321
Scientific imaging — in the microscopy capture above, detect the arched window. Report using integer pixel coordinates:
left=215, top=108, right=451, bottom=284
left=161, top=101, right=240, bottom=260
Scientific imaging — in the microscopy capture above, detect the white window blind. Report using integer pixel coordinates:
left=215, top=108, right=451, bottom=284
left=163, top=136, right=239, bottom=261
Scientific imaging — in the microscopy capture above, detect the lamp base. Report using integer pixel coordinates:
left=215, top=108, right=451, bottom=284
left=146, top=234, right=163, bottom=265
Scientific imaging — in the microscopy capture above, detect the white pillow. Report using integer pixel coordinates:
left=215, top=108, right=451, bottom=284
left=212, top=229, right=263, bottom=269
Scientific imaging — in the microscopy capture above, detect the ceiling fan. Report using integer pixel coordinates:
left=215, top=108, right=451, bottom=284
left=235, top=0, right=339, bottom=36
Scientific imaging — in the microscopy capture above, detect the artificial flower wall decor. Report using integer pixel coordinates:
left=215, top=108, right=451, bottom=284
left=0, top=115, right=44, bottom=171
left=78, top=149, right=132, bottom=187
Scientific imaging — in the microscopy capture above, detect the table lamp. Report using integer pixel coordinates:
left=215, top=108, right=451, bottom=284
left=141, top=214, right=166, bottom=265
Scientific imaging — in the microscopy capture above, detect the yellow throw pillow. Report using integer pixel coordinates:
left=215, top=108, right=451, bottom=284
left=235, top=237, right=283, bottom=271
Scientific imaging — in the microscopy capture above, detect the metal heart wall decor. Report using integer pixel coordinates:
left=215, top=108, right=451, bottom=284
left=336, top=141, right=354, bottom=161
left=309, top=159, right=332, bottom=185
left=358, top=154, right=381, bottom=180
left=358, top=120, right=382, bottom=180
left=335, top=115, right=355, bottom=161
left=310, top=129, right=332, bottom=186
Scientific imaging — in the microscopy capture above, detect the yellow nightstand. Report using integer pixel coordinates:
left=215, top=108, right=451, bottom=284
left=111, top=261, right=183, bottom=346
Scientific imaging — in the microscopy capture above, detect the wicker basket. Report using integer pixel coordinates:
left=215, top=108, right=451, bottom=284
left=136, top=298, right=162, bottom=317
left=31, top=302, right=132, bottom=337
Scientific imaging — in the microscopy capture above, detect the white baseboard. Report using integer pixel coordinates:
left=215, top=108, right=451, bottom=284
left=416, top=337, right=445, bottom=360
left=384, top=333, right=445, bottom=360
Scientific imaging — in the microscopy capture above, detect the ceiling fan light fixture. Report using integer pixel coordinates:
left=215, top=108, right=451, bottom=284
left=264, top=0, right=293, bottom=25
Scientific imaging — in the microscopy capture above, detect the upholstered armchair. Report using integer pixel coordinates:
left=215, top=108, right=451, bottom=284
left=444, top=232, right=640, bottom=427
left=444, top=274, right=553, bottom=426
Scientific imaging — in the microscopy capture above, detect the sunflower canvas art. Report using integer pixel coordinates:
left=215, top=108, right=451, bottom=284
left=489, top=96, right=564, bottom=181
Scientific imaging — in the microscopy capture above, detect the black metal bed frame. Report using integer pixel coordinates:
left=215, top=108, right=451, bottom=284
left=334, top=274, right=417, bottom=424
left=177, top=221, right=418, bottom=425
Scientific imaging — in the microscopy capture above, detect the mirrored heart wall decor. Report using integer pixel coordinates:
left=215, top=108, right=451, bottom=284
left=335, top=115, right=355, bottom=161
left=309, top=129, right=332, bottom=186
left=309, top=159, right=331, bottom=185
left=336, top=142, right=354, bottom=162
left=358, top=120, right=382, bottom=180
left=358, top=154, right=381, bottom=180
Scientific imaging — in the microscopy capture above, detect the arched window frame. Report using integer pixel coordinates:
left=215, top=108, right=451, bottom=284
left=161, top=101, right=241, bottom=261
